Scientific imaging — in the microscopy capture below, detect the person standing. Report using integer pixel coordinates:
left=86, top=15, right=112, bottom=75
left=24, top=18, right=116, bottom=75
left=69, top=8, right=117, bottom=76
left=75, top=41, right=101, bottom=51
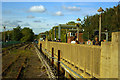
left=87, top=40, right=91, bottom=45
left=93, top=37, right=99, bottom=45
left=71, top=38, right=76, bottom=44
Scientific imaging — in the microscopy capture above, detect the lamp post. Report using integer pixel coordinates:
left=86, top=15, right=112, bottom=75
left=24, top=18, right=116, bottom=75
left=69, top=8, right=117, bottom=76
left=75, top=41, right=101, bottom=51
left=76, top=18, right=81, bottom=41
left=97, top=7, right=104, bottom=41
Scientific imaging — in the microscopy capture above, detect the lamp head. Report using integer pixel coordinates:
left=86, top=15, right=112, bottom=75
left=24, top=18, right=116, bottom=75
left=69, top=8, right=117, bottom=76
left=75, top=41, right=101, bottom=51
left=97, top=7, right=104, bottom=12
left=77, top=18, right=81, bottom=21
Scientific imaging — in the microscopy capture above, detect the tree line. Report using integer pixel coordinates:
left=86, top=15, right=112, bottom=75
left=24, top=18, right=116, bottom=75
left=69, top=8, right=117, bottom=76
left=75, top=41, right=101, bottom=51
left=40, top=5, right=120, bottom=42
left=1, top=26, right=35, bottom=42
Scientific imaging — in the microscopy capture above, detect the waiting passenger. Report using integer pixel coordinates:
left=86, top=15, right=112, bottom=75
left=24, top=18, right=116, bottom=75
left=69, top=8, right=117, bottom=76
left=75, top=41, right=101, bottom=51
left=71, top=38, right=76, bottom=44
left=93, top=37, right=100, bottom=45
left=87, top=40, right=92, bottom=45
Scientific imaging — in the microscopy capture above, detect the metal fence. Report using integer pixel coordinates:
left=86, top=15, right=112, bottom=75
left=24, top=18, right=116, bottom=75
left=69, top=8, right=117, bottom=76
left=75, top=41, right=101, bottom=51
left=2, top=41, right=21, bottom=47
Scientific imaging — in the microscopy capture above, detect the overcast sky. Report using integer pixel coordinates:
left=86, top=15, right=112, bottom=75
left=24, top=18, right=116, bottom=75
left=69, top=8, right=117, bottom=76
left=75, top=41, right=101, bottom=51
left=2, top=2, right=119, bottom=34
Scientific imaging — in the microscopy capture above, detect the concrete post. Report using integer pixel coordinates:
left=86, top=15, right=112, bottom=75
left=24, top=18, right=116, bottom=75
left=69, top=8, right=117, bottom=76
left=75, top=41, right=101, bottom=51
left=111, top=32, right=119, bottom=78
left=100, top=32, right=120, bottom=78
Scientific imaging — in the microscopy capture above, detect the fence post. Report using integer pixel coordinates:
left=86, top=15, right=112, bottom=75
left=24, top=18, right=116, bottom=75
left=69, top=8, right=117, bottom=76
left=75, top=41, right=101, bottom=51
left=58, top=50, right=61, bottom=78
left=40, top=43, right=42, bottom=52
left=52, top=48, right=54, bottom=67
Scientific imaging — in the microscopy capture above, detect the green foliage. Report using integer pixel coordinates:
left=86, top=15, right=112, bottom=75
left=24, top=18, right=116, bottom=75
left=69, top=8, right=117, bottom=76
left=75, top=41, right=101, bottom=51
left=67, top=21, right=76, bottom=25
left=2, top=26, right=35, bottom=42
left=11, top=26, right=22, bottom=41
left=82, top=5, right=119, bottom=41
left=40, top=5, right=120, bottom=42
left=21, top=27, right=34, bottom=42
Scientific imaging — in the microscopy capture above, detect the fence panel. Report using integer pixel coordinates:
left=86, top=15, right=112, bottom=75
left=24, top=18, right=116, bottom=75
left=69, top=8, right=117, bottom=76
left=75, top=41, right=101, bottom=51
left=39, top=41, right=101, bottom=77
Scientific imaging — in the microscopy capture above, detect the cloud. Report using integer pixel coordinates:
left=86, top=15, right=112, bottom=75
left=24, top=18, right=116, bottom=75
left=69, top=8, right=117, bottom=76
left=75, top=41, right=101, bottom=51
left=4, top=21, right=10, bottom=23
left=3, top=21, right=20, bottom=27
left=3, top=10, right=12, bottom=14
left=53, top=23, right=59, bottom=26
left=22, top=23, right=30, bottom=26
left=55, top=11, right=64, bottom=16
left=62, top=6, right=80, bottom=11
left=16, top=20, right=22, bottom=23
left=34, top=20, right=41, bottom=23
left=29, top=5, right=46, bottom=13
left=46, top=24, right=52, bottom=26
left=27, top=15, right=35, bottom=18
left=46, top=24, right=49, bottom=26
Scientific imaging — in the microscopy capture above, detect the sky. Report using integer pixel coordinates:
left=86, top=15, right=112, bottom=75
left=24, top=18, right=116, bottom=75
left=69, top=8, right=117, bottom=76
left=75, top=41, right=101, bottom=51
left=1, top=2, right=119, bottom=34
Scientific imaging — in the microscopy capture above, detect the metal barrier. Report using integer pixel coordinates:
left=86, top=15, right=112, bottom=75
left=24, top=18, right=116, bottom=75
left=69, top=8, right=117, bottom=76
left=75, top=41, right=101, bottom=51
left=2, top=41, right=22, bottom=47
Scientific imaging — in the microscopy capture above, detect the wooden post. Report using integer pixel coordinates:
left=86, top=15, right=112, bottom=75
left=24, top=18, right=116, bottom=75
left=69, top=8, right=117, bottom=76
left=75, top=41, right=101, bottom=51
left=58, top=50, right=60, bottom=77
left=52, top=48, right=54, bottom=67
left=40, top=43, right=42, bottom=52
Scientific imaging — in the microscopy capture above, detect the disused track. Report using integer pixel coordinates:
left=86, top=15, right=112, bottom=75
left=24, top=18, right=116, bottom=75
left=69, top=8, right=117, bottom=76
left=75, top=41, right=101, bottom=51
left=2, top=43, right=31, bottom=73
left=2, top=55, right=20, bottom=75
left=2, top=43, right=31, bottom=78
left=2, top=43, right=29, bottom=56
left=2, top=43, right=49, bottom=79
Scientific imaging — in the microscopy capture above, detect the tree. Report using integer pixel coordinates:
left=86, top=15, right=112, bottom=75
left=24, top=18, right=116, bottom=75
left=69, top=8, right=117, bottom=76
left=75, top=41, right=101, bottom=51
left=82, top=5, right=119, bottom=41
left=11, top=25, right=22, bottom=41
left=21, top=27, right=34, bottom=42
left=67, top=21, right=76, bottom=25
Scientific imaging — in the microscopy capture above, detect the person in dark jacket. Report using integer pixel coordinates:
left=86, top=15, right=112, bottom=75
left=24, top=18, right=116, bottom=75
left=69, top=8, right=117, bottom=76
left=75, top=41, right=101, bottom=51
left=93, top=37, right=99, bottom=45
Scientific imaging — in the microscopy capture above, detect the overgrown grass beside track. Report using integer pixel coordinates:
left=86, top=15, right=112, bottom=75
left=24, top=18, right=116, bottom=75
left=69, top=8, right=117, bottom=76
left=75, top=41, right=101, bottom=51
left=2, top=43, right=48, bottom=79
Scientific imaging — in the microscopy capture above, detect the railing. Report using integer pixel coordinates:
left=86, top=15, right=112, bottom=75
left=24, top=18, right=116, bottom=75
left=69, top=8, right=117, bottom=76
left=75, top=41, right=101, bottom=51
left=38, top=32, right=119, bottom=78
left=39, top=41, right=101, bottom=78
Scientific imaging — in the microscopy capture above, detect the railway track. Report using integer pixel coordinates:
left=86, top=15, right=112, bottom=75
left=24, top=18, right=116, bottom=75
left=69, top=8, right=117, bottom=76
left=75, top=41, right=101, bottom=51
left=2, top=43, right=31, bottom=79
left=2, top=43, right=28, bottom=56
left=2, top=43, right=49, bottom=79
left=2, top=57, right=27, bottom=78
left=2, top=44, right=31, bottom=74
left=34, top=44, right=56, bottom=79
left=2, top=55, right=21, bottom=75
